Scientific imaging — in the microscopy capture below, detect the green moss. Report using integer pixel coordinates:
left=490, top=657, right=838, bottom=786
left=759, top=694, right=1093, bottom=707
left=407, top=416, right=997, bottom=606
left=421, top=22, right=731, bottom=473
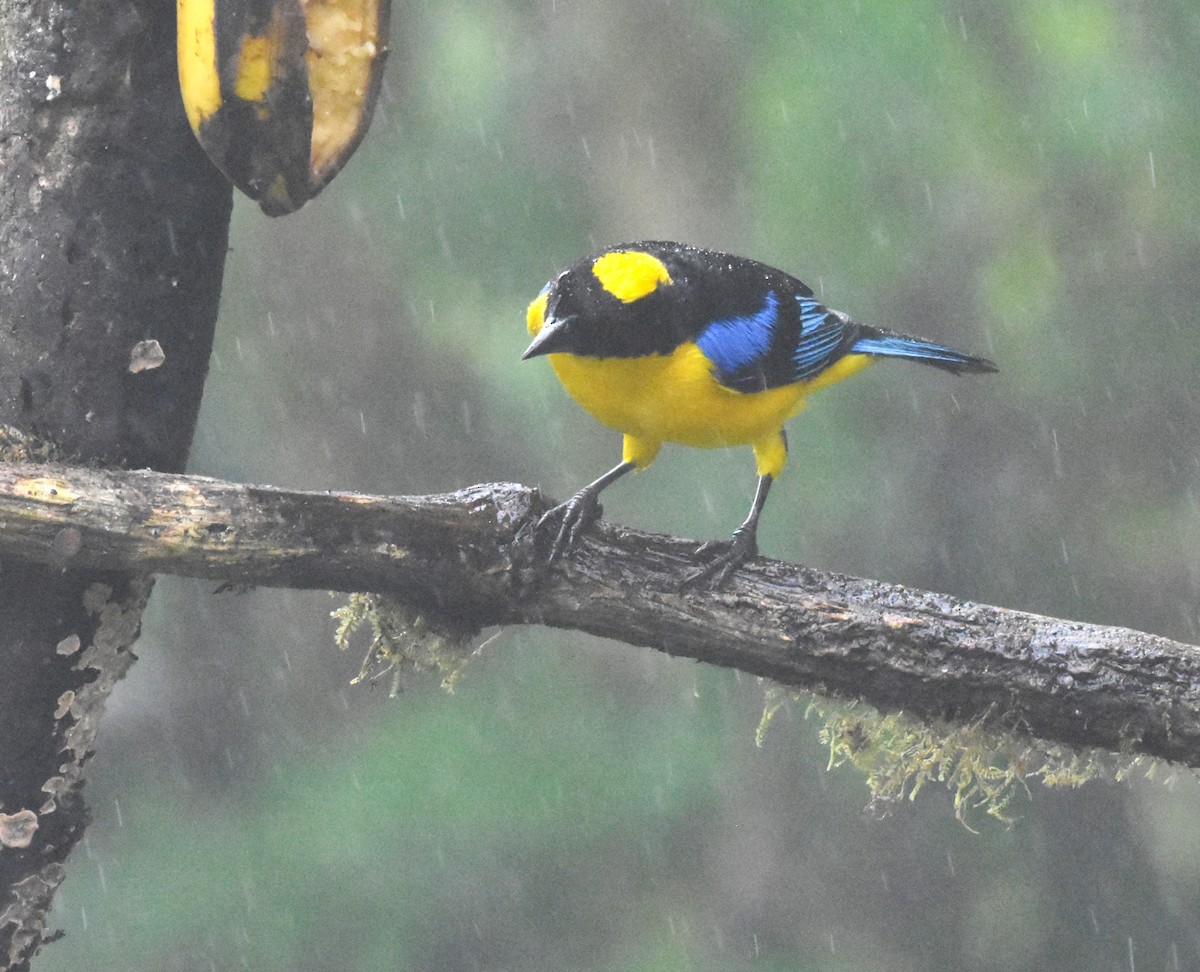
left=332, top=592, right=488, bottom=695
left=758, top=686, right=1163, bottom=829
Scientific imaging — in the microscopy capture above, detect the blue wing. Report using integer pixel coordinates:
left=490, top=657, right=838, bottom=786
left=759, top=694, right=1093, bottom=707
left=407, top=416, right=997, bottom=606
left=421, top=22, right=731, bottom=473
left=792, top=298, right=852, bottom=381
left=696, top=285, right=995, bottom=391
left=694, top=290, right=780, bottom=384
left=695, top=291, right=859, bottom=391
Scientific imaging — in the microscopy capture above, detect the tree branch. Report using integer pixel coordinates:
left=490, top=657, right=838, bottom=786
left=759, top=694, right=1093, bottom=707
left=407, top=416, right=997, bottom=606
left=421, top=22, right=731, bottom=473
left=5, top=460, right=1199, bottom=767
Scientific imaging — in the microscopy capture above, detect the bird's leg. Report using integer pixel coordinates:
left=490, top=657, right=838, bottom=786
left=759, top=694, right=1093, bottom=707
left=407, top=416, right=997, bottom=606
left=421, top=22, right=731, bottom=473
left=536, top=461, right=636, bottom=563
left=683, top=473, right=773, bottom=588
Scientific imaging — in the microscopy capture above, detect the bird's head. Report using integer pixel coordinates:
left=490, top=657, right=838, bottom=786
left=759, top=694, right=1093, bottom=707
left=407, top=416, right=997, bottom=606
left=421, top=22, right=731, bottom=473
left=523, top=245, right=677, bottom=360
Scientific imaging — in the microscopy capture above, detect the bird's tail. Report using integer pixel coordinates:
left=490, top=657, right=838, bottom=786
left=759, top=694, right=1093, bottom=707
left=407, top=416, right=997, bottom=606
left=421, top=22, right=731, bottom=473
left=850, top=327, right=997, bottom=375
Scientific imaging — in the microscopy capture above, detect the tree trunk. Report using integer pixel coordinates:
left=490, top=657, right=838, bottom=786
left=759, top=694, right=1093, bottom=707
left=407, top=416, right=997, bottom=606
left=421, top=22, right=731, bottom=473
left=0, top=0, right=232, bottom=965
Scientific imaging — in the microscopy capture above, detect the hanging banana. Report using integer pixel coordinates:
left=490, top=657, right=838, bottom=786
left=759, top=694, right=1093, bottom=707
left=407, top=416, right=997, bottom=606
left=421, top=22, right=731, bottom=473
left=177, top=0, right=390, bottom=215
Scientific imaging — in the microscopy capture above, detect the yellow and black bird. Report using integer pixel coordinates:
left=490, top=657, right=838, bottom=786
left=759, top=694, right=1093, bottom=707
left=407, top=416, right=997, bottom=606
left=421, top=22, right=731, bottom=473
left=523, top=241, right=997, bottom=585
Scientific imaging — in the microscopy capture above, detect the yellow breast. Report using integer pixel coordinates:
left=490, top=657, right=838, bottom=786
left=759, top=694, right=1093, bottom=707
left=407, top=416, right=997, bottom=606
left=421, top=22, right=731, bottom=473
left=548, top=342, right=813, bottom=450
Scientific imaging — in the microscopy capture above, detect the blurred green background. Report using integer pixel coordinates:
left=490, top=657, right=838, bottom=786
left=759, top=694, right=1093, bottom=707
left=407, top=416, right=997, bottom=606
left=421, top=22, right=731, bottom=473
left=41, top=1, right=1200, bottom=969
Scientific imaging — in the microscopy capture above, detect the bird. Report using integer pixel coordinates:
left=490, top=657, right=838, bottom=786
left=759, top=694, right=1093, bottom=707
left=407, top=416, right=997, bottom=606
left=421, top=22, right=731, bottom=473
left=522, top=240, right=997, bottom=586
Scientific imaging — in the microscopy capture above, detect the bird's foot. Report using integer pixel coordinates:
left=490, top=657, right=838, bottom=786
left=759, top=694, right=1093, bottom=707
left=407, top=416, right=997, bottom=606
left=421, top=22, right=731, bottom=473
left=681, top=525, right=759, bottom=589
left=532, top=488, right=604, bottom=565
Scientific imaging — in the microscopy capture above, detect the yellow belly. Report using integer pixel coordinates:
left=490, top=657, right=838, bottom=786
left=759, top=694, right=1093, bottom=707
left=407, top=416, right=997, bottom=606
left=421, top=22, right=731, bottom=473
left=549, top=343, right=797, bottom=446
left=548, top=342, right=874, bottom=474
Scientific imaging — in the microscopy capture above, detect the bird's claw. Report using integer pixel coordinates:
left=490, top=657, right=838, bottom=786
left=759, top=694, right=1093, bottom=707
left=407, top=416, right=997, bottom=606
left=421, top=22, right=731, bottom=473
left=534, top=490, right=603, bottom=564
left=680, top=526, right=759, bottom=589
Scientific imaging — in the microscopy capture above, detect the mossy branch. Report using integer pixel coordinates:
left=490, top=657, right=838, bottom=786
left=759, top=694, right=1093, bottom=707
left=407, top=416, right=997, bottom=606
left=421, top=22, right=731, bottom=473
left=4, top=459, right=1200, bottom=766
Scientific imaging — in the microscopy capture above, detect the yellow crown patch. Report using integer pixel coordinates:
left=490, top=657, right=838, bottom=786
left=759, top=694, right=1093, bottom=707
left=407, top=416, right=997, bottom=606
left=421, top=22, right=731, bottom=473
left=591, top=251, right=672, bottom=303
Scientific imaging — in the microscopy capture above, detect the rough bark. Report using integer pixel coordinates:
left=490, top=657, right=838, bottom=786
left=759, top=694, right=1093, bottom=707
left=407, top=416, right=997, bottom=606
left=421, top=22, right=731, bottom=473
left=4, top=461, right=1199, bottom=769
left=0, top=0, right=232, bottom=966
